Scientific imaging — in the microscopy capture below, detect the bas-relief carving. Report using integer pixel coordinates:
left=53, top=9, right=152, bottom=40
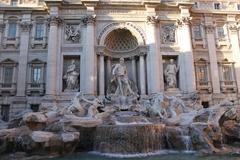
left=161, top=24, right=176, bottom=44
left=65, top=25, right=80, bottom=43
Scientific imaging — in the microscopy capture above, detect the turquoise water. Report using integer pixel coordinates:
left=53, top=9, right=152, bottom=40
left=49, top=152, right=240, bottom=160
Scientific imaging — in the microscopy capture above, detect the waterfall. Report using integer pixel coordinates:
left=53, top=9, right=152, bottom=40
left=180, top=128, right=193, bottom=152
left=93, top=124, right=166, bottom=154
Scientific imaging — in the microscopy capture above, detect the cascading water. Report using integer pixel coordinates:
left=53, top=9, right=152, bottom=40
left=93, top=124, right=166, bottom=154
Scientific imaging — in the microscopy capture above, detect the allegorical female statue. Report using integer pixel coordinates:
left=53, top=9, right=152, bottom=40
left=63, top=60, right=79, bottom=91
left=164, top=59, right=179, bottom=88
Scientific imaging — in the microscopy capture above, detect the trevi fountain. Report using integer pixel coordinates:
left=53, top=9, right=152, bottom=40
left=0, top=57, right=240, bottom=160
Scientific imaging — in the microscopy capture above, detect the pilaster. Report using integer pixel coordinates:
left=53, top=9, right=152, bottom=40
left=145, top=6, right=163, bottom=94
left=16, top=14, right=32, bottom=97
left=228, top=15, right=240, bottom=93
left=204, top=15, right=221, bottom=94
left=45, top=9, right=62, bottom=97
left=177, top=8, right=196, bottom=93
left=82, top=13, right=97, bottom=95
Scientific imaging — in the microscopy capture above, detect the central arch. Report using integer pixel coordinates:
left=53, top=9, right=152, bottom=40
left=98, top=22, right=146, bottom=46
left=96, top=22, right=147, bottom=96
left=104, top=28, right=138, bottom=52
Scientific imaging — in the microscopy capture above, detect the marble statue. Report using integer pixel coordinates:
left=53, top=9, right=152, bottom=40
left=63, top=60, right=79, bottom=91
left=81, top=96, right=104, bottom=118
left=166, top=95, right=188, bottom=118
left=164, top=59, right=179, bottom=88
left=110, top=57, right=135, bottom=96
left=63, top=92, right=85, bottom=117
left=148, top=93, right=168, bottom=119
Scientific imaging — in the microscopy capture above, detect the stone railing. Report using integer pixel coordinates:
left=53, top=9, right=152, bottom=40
left=30, top=36, right=47, bottom=49
left=26, top=83, right=45, bottom=96
left=220, top=81, right=237, bottom=93
left=0, top=83, right=17, bottom=96
left=3, top=36, right=20, bottom=49
left=196, top=81, right=212, bottom=93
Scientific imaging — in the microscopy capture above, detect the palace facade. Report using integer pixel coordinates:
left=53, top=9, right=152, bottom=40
left=0, top=0, right=240, bottom=121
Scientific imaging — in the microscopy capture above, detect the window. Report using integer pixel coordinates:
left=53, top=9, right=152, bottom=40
left=214, top=3, right=221, bottom=10
left=8, top=22, right=17, bottom=40
left=196, top=64, right=209, bottom=87
left=193, top=2, right=198, bottom=8
left=202, top=102, right=209, bottom=108
left=32, top=66, right=41, bottom=83
left=11, top=0, right=18, bottom=5
left=222, top=64, right=233, bottom=81
left=27, top=60, right=45, bottom=92
left=217, top=26, right=227, bottom=41
left=35, top=23, right=44, bottom=40
left=31, top=104, right=39, bottom=112
left=238, top=4, right=240, bottom=10
left=3, top=66, right=14, bottom=88
left=195, top=59, right=211, bottom=92
left=1, top=105, right=10, bottom=122
left=192, top=25, right=202, bottom=41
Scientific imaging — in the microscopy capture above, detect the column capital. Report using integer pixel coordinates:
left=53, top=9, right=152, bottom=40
left=20, top=21, right=32, bottom=32
left=176, top=16, right=192, bottom=27
left=82, top=15, right=96, bottom=25
left=47, top=16, right=63, bottom=26
left=97, top=52, right=104, bottom=56
left=204, top=24, right=215, bottom=34
left=139, top=52, right=146, bottom=56
left=228, top=22, right=240, bottom=31
left=146, top=16, right=159, bottom=24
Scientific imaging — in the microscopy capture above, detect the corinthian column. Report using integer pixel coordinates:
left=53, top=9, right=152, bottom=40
left=98, top=52, right=105, bottom=95
left=139, top=53, right=146, bottom=95
left=45, top=16, right=62, bottom=96
left=204, top=16, right=220, bottom=94
left=146, top=15, right=163, bottom=94
left=82, top=15, right=97, bottom=95
left=229, top=22, right=240, bottom=93
left=0, top=23, right=4, bottom=47
left=177, top=14, right=196, bottom=93
left=17, top=18, right=32, bottom=97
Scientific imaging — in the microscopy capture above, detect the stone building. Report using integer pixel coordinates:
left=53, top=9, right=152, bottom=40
left=0, top=0, right=240, bottom=121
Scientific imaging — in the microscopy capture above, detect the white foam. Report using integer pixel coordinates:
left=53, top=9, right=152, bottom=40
left=89, top=150, right=195, bottom=158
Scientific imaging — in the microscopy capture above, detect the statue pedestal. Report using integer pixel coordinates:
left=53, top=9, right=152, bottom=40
left=165, top=88, right=181, bottom=96
left=109, top=95, right=138, bottom=111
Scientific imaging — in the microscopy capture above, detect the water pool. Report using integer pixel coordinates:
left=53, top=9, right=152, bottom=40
left=49, top=152, right=240, bottom=160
